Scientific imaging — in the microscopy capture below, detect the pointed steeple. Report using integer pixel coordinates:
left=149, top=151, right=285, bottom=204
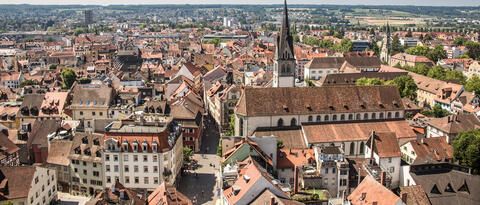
left=273, top=0, right=296, bottom=88
left=276, top=0, right=295, bottom=61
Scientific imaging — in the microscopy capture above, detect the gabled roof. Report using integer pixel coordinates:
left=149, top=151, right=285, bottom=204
left=366, top=132, right=401, bottom=158
left=303, top=120, right=416, bottom=144
left=305, top=57, right=345, bottom=69
left=399, top=185, right=431, bottom=205
left=0, top=166, right=36, bottom=200
left=147, top=182, right=192, bottom=205
left=236, top=86, right=404, bottom=117
left=46, top=140, right=73, bottom=166
left=411, top=165, right=480, bottom=205
left=348, top=175, right=401, bottom=205
left=408, top=137, right=453, bottom=164
left=426, top=114, right=480, bottom=134
left=223, top=159, right=287, bottom=205
left=250, top=189, right=304, bottom=205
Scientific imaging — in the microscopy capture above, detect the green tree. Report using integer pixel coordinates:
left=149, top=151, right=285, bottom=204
left=356, top=77, right=384, bottom=86
left=225, top=114, right=235, bottom=136
left=183, top=147, right=193, bottom=162
left=333, top=38, right=352, bottom=53
left=445, top=69, right=466, bottom=84
left=391, top=34, right=404, bottom=54
left=206, top=38, right=221, bottom=47
left=49, top=64, right=57, bottom=70
left=452, top=129, right=480, bottom=172
left=465, top=75, right=480, bottom=95
left=427, top=66, right=446, bottom=80
left=426, top=46, right=447, bottom=63
left=454, top=37, right=467, bottom=46
left=465, top=41, right=480, bottom=60
left=388, top=75, right=418, bottom=99
left=432, top=104, right=449, bottom=118
left=61, top=68, right=77, bottom=89
left=406, top=46, right=430, bottom=56
left=411, top=64, right=430, bottom=75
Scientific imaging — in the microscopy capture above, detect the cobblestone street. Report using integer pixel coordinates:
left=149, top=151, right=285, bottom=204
left=177, top=116, right=221, bottom=205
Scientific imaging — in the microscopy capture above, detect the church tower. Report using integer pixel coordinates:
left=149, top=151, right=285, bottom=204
left=380, top=22, right=392, bottom=64
left=273, top=0, right=296, bottom=88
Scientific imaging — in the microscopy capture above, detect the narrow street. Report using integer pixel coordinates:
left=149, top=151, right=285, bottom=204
left=177, top=115, right=221, bottom=205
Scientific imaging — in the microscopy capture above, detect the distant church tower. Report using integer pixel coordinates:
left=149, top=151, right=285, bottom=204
left=380, top=22, right=392, bottom=64
left=273, top=0, right=296, bottom=88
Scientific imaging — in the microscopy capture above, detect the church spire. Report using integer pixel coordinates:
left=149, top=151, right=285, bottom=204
left=273, top=0, right=296, bottom=88
left=276, top=0, right=295, bottom=61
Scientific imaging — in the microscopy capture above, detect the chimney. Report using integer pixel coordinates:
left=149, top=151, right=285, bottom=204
left=401, top=193, right=408, bottom=203
left=270, top=196, right=275, bottom=205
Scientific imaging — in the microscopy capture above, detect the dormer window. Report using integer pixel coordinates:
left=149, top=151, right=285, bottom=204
left=133, top=141, right=139, bottom=152
left=152, top=142, right=158, bottom=152
left=142, top=141, right=148, bottom=152
left=93, top=139, right=100, bottom=146
left=74, top=147, right=81, bottom=154
left=122, top=141, right=129, bottom=151
left=82, top=137, right=88, bottom=144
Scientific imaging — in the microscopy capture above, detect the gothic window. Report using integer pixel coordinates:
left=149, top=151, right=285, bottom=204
left=379, top=113, right=384, bottom=119
left=356, top=113, right=361, bottom=120
left=316, top=115, right=321, bottom=122
left=364, top=113, right=369, bottom=120
left=371, top=113, right=376, bottom=119
left=348, top=114, right=354, bottom=120
left=324, top=115, right=329, bottom=121
left=340, top=114, right=345, bottom=121
left=290, top=118, right=297, bottom=126
left=333, top=115, right=337, bottom=121
left=349, top=142, right=355, bottom=155
left=395, top=112, right=400, bottom=118
left=239, top=118, right=244, bottom=136
left=387, top=112, right=392, bottom=119
left=308, top=116, right=313, bottom=122
left=277, top=118, right=284, bottom=127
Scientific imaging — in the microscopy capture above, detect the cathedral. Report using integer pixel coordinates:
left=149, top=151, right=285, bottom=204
left=272, top=0, right=296, bottom=88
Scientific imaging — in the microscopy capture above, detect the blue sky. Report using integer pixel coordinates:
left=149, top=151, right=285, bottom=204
left=0, top=0, right=478, bottom=6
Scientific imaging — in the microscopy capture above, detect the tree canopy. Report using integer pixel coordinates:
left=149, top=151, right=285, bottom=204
left=61, top=68, right=77, bottom=89
left=452, top=129, right=480, bottom=173
left=465, top=75, right=480, bottom=96
left=355, top=76, right=417, bottom=99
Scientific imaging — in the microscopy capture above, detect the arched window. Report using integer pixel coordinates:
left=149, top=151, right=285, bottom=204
left=364, top=113, right=369, bottom=120
left=387, top=112, right=392, bottom=119
left=349, top=142, right=355, bottom=155
left=356, top=113, right=361, bottom=120
left=340, top=114, right=345, bottom=121
left=348, top=114, right=354, bottom=120
left=290, top=118, right=297, bottom=126
left=395, top=112, right=400, bottom=118
left=316, top=115, right=321, bottom=122
left=277, top=118, right=284, bottom=127
left=333, top=115, right=338, bottom=121
left=360, top=142, right=365, bottom=154
left=371, top=113, right=376, bottom=119
left=379, top=112, right=384, bottom=119
left=308, top=116, right=313, bottom=122
left=324, top=115, right=329, bottom=121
